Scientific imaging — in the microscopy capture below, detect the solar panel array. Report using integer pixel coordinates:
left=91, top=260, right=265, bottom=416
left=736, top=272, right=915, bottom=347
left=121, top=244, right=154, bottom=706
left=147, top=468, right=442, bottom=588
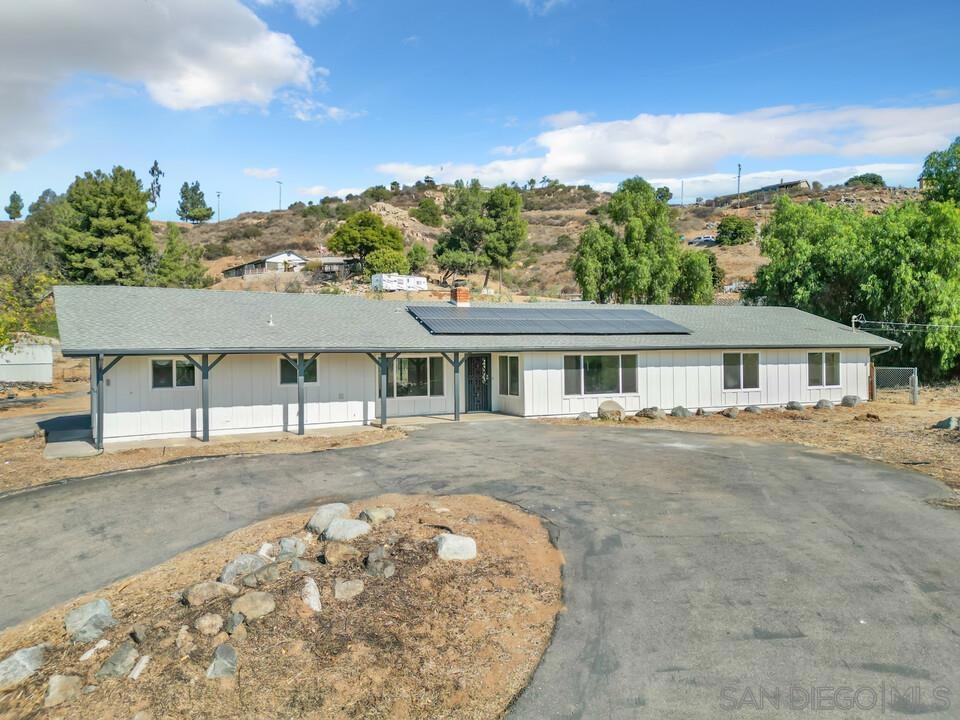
left=406, top=305, right=691, bottom=335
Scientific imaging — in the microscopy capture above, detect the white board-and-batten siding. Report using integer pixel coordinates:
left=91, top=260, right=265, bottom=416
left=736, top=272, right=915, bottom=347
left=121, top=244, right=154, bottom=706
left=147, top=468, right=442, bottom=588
left=520, top=348, right=869, bottom=417
left=0, top=343, right=54, bottom=383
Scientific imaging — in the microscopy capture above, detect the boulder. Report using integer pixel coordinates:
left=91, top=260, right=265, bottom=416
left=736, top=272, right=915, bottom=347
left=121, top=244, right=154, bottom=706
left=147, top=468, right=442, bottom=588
left=291, top=558, right=323, bottom=573
left=435, top=533, right=477, bottom=561
left=841, top=395, right=862, bottom=408
left=671, top=406, right=693, bottom=418
left=219, top=554, right=268, bottom=584
left=225, top=613, right=245, bottom=635
left=721, top=407, right=740, bottom=419
left=128, top=655, right=151, bottom=681
left=206, top=643, right=237, bottom=679
left=0, top=644, right=46, bottom=692
left=814, top=399, right=834, bottom=410
left=597, top=400, right=625, bottom=422
left=256, top=542, right=275, bottom=560
left=195, top=613, right=223, bottom=636
left=96, top=641, right=138, bottom=679
left=301, top=577, right=322, bottom=613
left=65, top=599, right=116, bottom=643
left=334, top=579, right=365, bottom=601
left=129, top=624, right=148, bottom=645
left=695, top=407, right=708, bottom=416
left=856, top=412, right=881, bottom=422
left=784, top=401, right=804, bottom=411
left=322, top=542, right=362, bottom=565
left=44, top=674, right=82, bottom=708
left=230, top=623, right=248, bottom=644
left=242, top=562, right=280, bottom=588
left=365, top=546, right=396, bottom=578
left=359, top=507, right=396, bottom=525
left=324, top=518, right=372, bottom=542
left=306, top=502, right=351, bottom=535
left=182, top=581, right=239, bottom=607
left=576, top=411, right=592, bottom=421
left=743, top=405, right=763, bottom=414
left=637, top=407, right=666, bottom=420
left=278, top=536, right=307, bottom=558
left=230, top=592, right=276, bottom=621
left=175, top=626, right=193, bottom=651
left=79, top=638, right=110, bottom=662
left=933, top=417, right=959, bottom=430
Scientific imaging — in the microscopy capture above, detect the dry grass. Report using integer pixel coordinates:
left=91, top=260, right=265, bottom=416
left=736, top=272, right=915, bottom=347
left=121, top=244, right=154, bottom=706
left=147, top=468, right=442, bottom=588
left=0, top=428, right=405, bottom=495
left=0, top=494, right=563, bottom=720
left=555, top=384, right=960, bottom=494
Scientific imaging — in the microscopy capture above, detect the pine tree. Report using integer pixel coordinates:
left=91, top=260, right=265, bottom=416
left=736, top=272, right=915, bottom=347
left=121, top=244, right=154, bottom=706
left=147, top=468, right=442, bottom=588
left=4, top=191, right=23, bottom=220
left=177, top=181, right=214, bottom=224
left=154, top=223, right=212, bottom=288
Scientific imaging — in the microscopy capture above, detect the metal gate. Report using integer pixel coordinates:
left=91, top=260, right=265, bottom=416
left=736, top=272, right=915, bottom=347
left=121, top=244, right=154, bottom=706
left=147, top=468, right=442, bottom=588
left=466, top=354, right=491, bottom=412
left=873, top=366, right=919, bottom=404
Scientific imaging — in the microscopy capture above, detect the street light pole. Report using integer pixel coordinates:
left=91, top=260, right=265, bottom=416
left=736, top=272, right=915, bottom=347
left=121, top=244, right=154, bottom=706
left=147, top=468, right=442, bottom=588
left=216, top=191, right=221, bottom=224
left=736, top=163, right=742, bottom=210
left=276, top=180, right=283, bottom=210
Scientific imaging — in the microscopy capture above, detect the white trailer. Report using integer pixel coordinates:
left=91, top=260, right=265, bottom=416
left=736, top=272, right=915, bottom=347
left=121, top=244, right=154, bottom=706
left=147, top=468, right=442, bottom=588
left=371, top=273, right=428, bottom=292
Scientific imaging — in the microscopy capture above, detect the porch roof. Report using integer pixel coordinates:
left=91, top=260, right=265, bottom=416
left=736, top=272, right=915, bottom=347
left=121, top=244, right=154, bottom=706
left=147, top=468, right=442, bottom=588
left=54, top=285, right=898, bottom=356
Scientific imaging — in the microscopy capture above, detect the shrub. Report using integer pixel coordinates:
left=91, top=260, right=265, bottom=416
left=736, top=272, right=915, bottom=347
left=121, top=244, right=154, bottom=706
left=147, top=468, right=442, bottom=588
left=845, top=173, right=885, bottom=188
left=365, top=248, right=410, bottom=278
left=716, top=215, right=755, bottom=246
left=409, top=197, right=443, bottom=227
left=553, top=234, right=576, bottom=252
left=202, top=241, right=234, bottom=259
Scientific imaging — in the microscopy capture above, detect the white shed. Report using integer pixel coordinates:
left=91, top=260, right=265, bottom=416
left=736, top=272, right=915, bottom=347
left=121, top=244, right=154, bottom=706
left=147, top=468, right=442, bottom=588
left=0, top=340, right=54, bottom=383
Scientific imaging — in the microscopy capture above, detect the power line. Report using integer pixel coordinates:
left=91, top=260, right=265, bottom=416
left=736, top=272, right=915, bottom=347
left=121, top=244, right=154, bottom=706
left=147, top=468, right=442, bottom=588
left=852, top=314, right=960, bottom=333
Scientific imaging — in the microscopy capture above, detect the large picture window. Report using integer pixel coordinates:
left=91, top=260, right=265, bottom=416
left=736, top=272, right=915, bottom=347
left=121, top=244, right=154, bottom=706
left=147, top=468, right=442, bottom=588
left=498, top=356, right=520, bottom=396
left=379, top=356, right=444, bottom=398
left=152, top=359, right=196, bottom=389
left=279, top=358, right=317, bottom=385
left=723, top=352, right=760, bottom=390
left=563, top=355, right=639, bottom=395
left=808, top=351, right=840, bottom=387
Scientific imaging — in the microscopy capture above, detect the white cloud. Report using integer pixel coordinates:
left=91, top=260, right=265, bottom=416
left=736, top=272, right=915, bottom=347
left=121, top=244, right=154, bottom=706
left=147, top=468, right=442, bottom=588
left=0, top=0, right=316, bottom=171
left=541, top=110, right=593, bottom=129
left=376, top=102, right=960, bottom=194
left=244, top=167, right=281, bottom=179
left=334, top=187, right=363, bottom=198
left=402, top=35, right=420, bottom=46
left=286, top=96, right=365, bottom=122
left=515, top=0, right=570, bottom=14
left=254, top=0, right=341, bottom=25
left=297, top=185, right=329, bottom=196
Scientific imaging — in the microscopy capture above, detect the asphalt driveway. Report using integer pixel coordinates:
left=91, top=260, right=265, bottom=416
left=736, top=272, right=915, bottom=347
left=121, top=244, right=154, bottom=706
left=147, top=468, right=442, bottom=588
left=2, top=421, right=959, bottom=718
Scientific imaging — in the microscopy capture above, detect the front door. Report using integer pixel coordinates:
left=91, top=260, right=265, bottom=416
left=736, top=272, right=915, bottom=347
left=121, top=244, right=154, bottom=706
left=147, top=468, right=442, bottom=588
left=466, top=354, right=491, bottom=412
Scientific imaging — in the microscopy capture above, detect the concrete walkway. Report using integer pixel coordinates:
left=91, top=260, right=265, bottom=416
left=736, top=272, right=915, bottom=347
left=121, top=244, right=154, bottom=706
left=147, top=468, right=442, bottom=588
left=1, top=422, right=959, bottom=718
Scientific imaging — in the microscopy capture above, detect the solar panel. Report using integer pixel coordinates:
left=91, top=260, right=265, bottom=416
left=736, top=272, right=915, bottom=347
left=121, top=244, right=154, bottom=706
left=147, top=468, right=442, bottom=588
left=406, top=305, right=690, bottom=335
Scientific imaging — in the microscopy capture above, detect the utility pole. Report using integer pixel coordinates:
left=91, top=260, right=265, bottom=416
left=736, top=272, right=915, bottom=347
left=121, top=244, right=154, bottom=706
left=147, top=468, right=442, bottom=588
left=276, top=180, right=283, bottom=210
left=680, top=180, right=684, bottom=208
left=736, top=163, right=742, bottom=210
left=216, top=191, right=221, bottom=224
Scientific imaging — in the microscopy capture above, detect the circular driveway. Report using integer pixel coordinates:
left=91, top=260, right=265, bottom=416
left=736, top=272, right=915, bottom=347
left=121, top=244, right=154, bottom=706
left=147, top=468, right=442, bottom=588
left=2, top=421, right=958, bottom=718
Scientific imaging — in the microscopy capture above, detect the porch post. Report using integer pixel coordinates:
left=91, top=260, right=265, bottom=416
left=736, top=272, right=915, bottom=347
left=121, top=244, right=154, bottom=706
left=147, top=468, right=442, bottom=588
left=379, top=352, right=388, bottom=427
left=297, top=352, right=305, bottom=436
left=453, top=351, right=461, bottom=421
left=95, top=354, right=104, bottom=450
left=201, top=354, right=210, bottom=442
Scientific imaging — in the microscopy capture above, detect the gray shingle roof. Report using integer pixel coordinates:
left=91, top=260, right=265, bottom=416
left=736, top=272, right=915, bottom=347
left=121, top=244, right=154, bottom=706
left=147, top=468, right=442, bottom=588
left=53, top=285, right=898, bottom=356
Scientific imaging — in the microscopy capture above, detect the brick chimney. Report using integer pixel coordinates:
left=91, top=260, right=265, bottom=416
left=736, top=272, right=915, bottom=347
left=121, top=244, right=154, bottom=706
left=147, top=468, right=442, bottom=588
left=450, top=286, right=471, bottom=307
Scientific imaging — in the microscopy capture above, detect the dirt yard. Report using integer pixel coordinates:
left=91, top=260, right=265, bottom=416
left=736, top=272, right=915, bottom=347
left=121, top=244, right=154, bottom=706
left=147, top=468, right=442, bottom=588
left=0, top=494, right=563, bottom=720
left=558, top=384, right=960, bottom=498
left=0, top=428, right=405, bottom=495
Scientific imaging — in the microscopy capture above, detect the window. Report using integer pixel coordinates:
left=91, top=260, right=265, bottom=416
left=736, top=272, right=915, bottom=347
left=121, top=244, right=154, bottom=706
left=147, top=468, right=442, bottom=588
left=499, top=356, right=520, bottom=396
left=279, top=358, right=317, bottom=385
left=723, top=352, right=760, bottom=390
left=563, top=355, right=639, bottom=395
left=563, top=356, right=581, bottom=395
left=808, top=351, right=840, bottom=387
left=152, top=359, right=196, bottom=389
left=380, top=356, right=445, bottom=398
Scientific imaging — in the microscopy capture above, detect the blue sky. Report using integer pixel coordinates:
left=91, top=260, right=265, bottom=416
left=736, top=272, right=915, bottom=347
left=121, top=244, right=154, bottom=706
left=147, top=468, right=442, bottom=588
left=1, top=0, right=959, bottom=220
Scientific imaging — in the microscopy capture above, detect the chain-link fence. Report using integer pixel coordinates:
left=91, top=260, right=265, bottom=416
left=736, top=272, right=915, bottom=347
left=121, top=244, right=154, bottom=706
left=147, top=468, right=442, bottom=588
left=873, top=366, right=919, bottom=404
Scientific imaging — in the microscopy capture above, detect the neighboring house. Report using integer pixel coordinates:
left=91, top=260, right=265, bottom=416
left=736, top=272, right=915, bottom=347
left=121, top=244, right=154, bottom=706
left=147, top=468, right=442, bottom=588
left=222, top=250, right=308, bottom=278
left=0, top=338, right=54, bottom=384
left=371, top=273, right=428, bottom=292
left=53, top=285, right=897, bottom=448
left=308, top=256, right=356, bottom=281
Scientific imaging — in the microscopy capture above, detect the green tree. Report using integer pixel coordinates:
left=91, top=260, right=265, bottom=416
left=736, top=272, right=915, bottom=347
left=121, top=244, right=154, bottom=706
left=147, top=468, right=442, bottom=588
left=365, top=248, right=410, bottom=278
left=705, top=250, right=725, bottom=290
left=327, top=211, right=404, bottom=265
left=920, top=136, right=960, bottom=203
left=845, top=173, right=884, bottom=188
left=434, top=248, right=485, bottom=284
left=362, top=185, right=392, bottom=202
left=409, top=197, right=443, bottom=226
left=28, top=189, right=59, bottom=216
left=153, top=223, right=212, bottom=288
left=176, top=181, right=214, bottom=224
left=716, top=215, right=756, bottom=246
left=407, top=242, right=429, bottom=273
left=52, top=166, right=158, bottom=285
left=389, top=181, right=400, bottom=193
left=672, top=250, right=714, bottom=304
left=655, top=186, right=673, bottom=203
left=5, top=191, right=23, bottom=220
left=148, top=160, right=164, bottom=210
left=573, top=177, right=711, bottom=304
